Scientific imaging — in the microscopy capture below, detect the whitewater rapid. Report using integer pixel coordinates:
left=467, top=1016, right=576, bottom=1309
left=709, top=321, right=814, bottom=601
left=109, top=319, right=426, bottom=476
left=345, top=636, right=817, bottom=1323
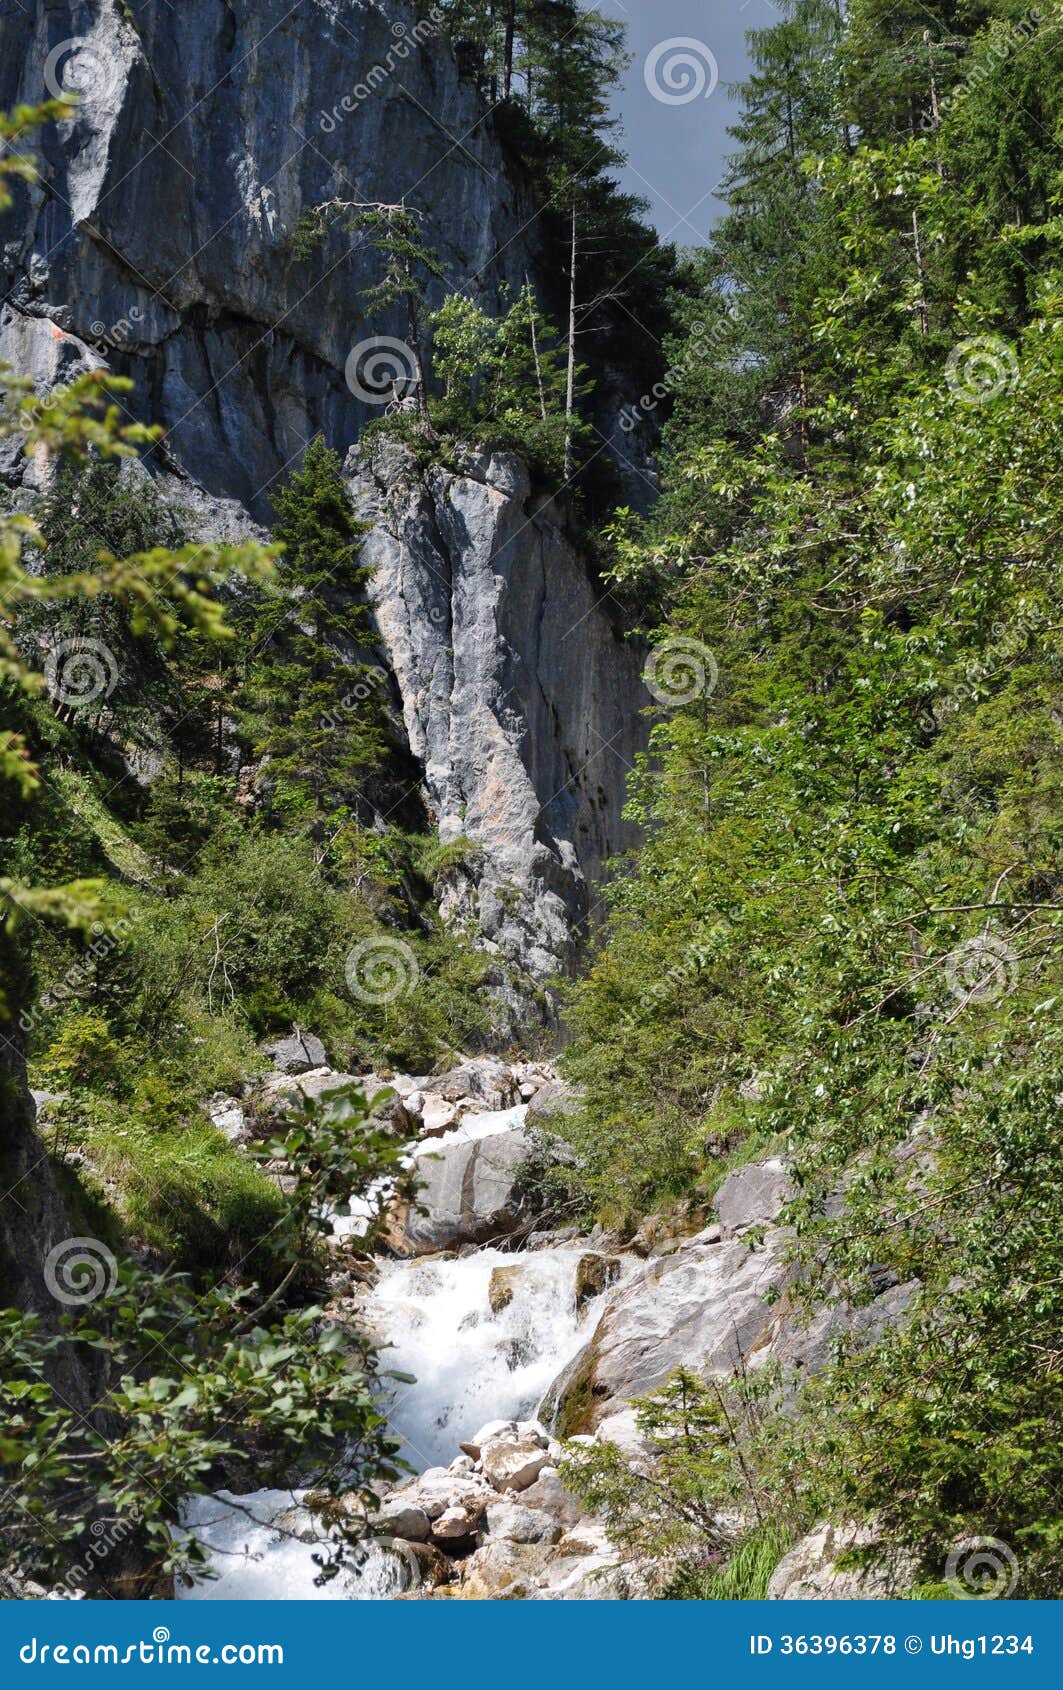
left=178, top=1105, right=610, bottom=1600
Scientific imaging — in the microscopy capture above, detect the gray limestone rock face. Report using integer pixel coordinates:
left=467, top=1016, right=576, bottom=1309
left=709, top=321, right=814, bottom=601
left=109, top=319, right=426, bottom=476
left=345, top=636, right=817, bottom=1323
left=713, top=1157, right=792, bottom=1238
left=0, top=5, right=651, bottom=995
left=542, top=1161, right=917, bottom=1434
left=348, top=444, right=649, bottom=998
left=542, top=1232, right=794, bottom=1435
left=0, top=0, right=543, bottom=520
left=766, top=1523, right=918, bottom=1600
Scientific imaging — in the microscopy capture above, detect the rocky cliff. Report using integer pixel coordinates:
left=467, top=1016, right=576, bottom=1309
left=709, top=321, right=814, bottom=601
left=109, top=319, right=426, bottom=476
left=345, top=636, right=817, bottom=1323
left=350, top=442, right=647, bottom=999
left=0, top=0, right=651, bottom=993
left=0, top=0, right=539, bottom=517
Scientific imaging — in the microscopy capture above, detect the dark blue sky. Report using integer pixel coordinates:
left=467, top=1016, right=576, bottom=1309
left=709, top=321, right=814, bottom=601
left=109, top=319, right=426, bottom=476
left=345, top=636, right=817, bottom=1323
left=594, top=0, right=763, bottom=246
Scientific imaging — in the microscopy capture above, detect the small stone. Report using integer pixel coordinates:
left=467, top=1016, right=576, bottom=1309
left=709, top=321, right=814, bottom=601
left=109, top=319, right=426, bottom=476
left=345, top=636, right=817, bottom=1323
left=371, top=1504, right=431, bottom=1543
left=432, top=1505, right=476, bottom=1542
left=480, top=1433, right=549, bottom=1493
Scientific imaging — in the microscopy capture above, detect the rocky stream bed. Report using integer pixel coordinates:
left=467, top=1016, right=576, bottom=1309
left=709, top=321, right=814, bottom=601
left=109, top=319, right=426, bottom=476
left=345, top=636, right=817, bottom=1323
left=173, top=1050, right=914, bottom=1602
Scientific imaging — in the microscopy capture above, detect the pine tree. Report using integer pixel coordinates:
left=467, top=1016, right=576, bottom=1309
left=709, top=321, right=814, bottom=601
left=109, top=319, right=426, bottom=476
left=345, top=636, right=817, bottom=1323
left=669, top=0, right=847, bottom=451
left=247, top=439, right=388, bottom=830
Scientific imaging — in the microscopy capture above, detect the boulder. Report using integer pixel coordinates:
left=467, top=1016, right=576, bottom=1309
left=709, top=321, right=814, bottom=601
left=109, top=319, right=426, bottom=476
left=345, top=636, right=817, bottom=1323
left=480, top=1431, right=550, bottom=1493
left=767, top=1523, right=916, bottom=1600
left=258, top=1069, right=413, bottom=1136
left=574, top=1252, right=620, bottom=1313
left=420, top=1095, right=461, bottom=1137
left=593, top=1409, right=656, bottom=1465
left=456, top=1540, right=550, bottom=1601
left=431, top=1505, right=480, bottom=1544
left=430, top=1059, right=519, bottom=1112
left=391, top=1466, right=492, bottom=1525
left=489, top=1264, right=522, bottom=1314
left=370, top=1503, right=431, bottom=1544
left=261, top=1029, right=327, bottom=1075
left=543, top=1216, right=915, bottom=1435
left=525, top=1079, right=578, bottom=1129
left=543, top=1233, right=792, bottom=1434
left=520, top=1467, right=587, bottom=1530
left=483, top=1503, right=561, bottom=1545
left=714, top=1158, right=791, bottom=1238
left=460, top=1420, right=518, bottom=1460
left=389, top=1127, right=533, bottom=1256
left=207, top=1096, right=246, bottom=1142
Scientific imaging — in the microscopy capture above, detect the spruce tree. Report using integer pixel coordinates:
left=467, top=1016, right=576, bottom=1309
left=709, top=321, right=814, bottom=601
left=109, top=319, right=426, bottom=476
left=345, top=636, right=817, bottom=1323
left=248, top=439, right=387, bottom=830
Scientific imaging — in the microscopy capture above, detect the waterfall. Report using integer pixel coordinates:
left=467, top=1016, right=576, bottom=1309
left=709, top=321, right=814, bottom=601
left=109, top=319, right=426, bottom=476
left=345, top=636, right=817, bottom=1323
left=367, top=1246, right=595, bottom=1472
left=178, top=1102, right=621, bottom=1601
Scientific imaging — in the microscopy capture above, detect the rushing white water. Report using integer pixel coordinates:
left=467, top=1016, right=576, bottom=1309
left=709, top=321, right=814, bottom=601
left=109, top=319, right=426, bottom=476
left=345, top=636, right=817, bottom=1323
left=180, top=1109, right=619, bottom=1598
left=176, top=1492, right=411, bottom=1601
left=409, top=1103, right=529, bottom=1157
left=367, top=1245, right=598, bottom=1471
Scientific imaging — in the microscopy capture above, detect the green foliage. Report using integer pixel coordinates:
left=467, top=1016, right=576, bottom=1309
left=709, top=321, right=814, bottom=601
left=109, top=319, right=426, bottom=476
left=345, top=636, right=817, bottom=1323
left=2, top=1067, right=416, bottom=1592
left=562, top=0, right=1063, bottom=1595
left=429, top=284, right=578, bottom=476
left=561, top=1367, right=799, bottom=1596
left=242, top=437, right=388, bottom=827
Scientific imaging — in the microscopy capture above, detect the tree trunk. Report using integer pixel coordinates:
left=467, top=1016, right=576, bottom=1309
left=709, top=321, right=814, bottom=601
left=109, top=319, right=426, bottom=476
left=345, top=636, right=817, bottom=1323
left=564, top=202, right=578, bottom=481
left=503, top=1, right=515, bottom=99
left=911, top=209, right=930, bottom=335
left=525, top=271, right=548, bottom=420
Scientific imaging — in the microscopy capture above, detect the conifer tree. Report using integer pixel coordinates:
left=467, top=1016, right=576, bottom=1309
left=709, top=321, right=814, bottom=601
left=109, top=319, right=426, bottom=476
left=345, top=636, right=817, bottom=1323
left=248, top=439, right=387, bottom=830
